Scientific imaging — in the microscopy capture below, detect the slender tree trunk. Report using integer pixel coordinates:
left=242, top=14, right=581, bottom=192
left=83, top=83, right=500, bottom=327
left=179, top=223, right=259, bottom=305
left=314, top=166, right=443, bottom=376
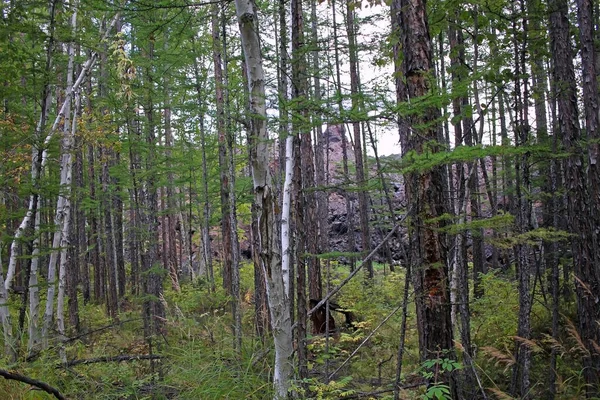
left=280, top=132, right=293, bottom=302
left=310, top=0, right=330, bottom=281
left=222, top=17, right=242, bottom=351
left=73, top=83, right=88, bottom=310
left=58, top=82, right=82, bottom=363
left=139, top=24, right=165, bottom=346
left=331, top=0, right=356, bottom=270
left=112, top=153, right=126, bottom=298
left=546, top=43, right=562, bottom=399
left=213, top=7, right=233, bottom=296
left=234, top=0, right=293, bottom=396
left=278, top=0, right=292, bottom=299
left=345, top=1, right=372, bottom=279
left=127, top=118, right=142, bottom=297
left=43, top=1, right=80, bottom=348
left=291, top=0, right=311, bottom=384
left=293, top=132, right=309, bottom=383
left=191, top=37, right=214, bottom=289
left=162, top=65, right=180, bottom=291
left=511, top=2, right=533, bottom=395
left=89, top=144, right=104, bottom=302
left=102, top=148, right=119, bottom=318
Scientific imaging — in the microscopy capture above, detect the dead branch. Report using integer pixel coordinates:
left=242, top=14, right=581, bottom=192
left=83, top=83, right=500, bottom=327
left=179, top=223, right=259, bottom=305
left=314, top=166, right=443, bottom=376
left=63, top=354, right=162, bottom=367
left=0, top=368, right=66, bottom=400
left=307, top=223, right=402, bottom=318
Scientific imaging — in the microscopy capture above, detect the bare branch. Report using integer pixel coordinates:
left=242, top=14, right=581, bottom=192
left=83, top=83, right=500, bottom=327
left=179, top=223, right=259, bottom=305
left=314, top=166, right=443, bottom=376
left=64, top=354, right=162, bottom=367
left=0, top=368, right=66, bottom=400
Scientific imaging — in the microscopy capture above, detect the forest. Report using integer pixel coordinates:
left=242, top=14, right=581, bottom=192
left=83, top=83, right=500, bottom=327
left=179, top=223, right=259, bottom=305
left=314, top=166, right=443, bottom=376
left=1, top=0, right=599, bottom=398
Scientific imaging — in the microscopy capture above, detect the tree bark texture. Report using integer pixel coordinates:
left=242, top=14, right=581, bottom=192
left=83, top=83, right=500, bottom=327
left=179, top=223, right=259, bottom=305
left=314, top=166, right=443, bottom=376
left=396, top=0, right=455, bottom=391
left=346, top=1, right=372, bottom=279
left=234, top=0, right=293, bottom=397
left=554, top=0, right=600, bottom=394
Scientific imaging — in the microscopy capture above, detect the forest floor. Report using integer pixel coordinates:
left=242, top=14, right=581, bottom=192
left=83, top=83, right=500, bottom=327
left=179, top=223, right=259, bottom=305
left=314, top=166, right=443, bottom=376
left=0, top=262, right=586, bottom=399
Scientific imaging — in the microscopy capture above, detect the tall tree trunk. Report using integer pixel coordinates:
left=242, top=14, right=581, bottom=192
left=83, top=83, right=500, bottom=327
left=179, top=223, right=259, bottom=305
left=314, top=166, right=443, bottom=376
left=396, top=0, right=455, bottom=394
left=510, top=2, right=534, bottom=396
left=112, top=152, right=126, bottom=298
left=58, top=77, right=82, bottom=363
left=89, top=144, right=104, bottom=302
left=293, top=133, right=308, bottom=381
left=213, top=5, right=241, bottom=349
left=127, top=116, right=143, bottom=297
left=139, top=24, right=165, bottom=347
left=310, top=0, right=329, bottom=278
left=331, top=0, right=356, bottom=270
left=468, top=9, right=486, bottom=300
left=222, top=16, right=242, bottom=351
left=291, top=0, right=310, bottom=383
left=278, top=0, right=292, bottom=300
left=191, top=37, right=215, bottom=289
left=213, top=7, right=233, bottom=296
left=574, top=0, right=600, bottom=393
left=43, top=1, right=80, bottom=348
left=102, top=147, right=119, bottom=318
left=345, top=1, right=372, bottom=280
left=162, top=64, right=180, bottom=292
left=234, top=0, right=293, bottom=396
left=73, top=89, right=88, bottom=307
left=575, top=0, right=600, bottom=392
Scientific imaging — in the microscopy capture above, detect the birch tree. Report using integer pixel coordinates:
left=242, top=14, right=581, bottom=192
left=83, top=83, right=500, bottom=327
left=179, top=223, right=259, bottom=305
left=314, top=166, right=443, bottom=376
left=42, top=0, right=79, bottom=351
left=234, top=0, right=293, bottom=397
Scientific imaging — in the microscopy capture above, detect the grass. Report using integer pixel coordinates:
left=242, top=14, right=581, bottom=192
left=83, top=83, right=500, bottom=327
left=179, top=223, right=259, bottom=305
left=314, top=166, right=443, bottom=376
left=0, top=263, right=590, bottom=399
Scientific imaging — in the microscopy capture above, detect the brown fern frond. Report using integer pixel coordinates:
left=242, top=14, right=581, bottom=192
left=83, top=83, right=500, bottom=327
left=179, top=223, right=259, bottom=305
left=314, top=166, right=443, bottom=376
left=564, top=317, right=590, bottom=355
left=453, top=339, right=465, bottom=353
left=513, top=336, right=544, bottom=353
left=574, top=275, right=594, bottom=297
left=481, top=346, right=515, bottom=372
left=540, top=334, right=564, bottom=354
left=488, top=387, right=514, bottom=400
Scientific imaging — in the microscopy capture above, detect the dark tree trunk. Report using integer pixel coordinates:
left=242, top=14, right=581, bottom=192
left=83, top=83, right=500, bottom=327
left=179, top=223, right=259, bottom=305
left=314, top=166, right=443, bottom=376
left=213, top=6, right=233, bottom=296
left=346, top=1, right=372, bottom=280
left=88, top=144, right=104, bottom=303
left=292, top=1, right=321, bottom=300
left=331, top=0, right=356, bottom=270
left=112, top=152, right=126, bottom=298
left=294, top=133, right=309, bottom=382
left=310, top=0, right=329, bottom=281
left=140, top=33, right=165, bottom=344
left=396, top=0, right=455, bottom=394
left=291, top=0, right=310, bottom=383
left=574, top=0, right=600, bottom=394
left=190, top=36, right=215, bottom=289
left=73, top=106, right=88, bottom=306
left=510, top=2, right=533, bottom=396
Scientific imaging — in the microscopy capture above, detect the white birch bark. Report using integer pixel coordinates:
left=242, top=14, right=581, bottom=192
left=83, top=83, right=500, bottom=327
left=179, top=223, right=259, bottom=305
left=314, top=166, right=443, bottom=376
left=0, top=249, right=15, bottom=360
left=234, top=0, right=293, bottom=397
left=57, top=91, right=81, bottom=362
left=281, top=135, right=294, bottom=298
left=28, top=211, right=42, bottom=354
left=43, top=0, right=79, bottom=351
left=5, top=12, right=120, bottom=291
